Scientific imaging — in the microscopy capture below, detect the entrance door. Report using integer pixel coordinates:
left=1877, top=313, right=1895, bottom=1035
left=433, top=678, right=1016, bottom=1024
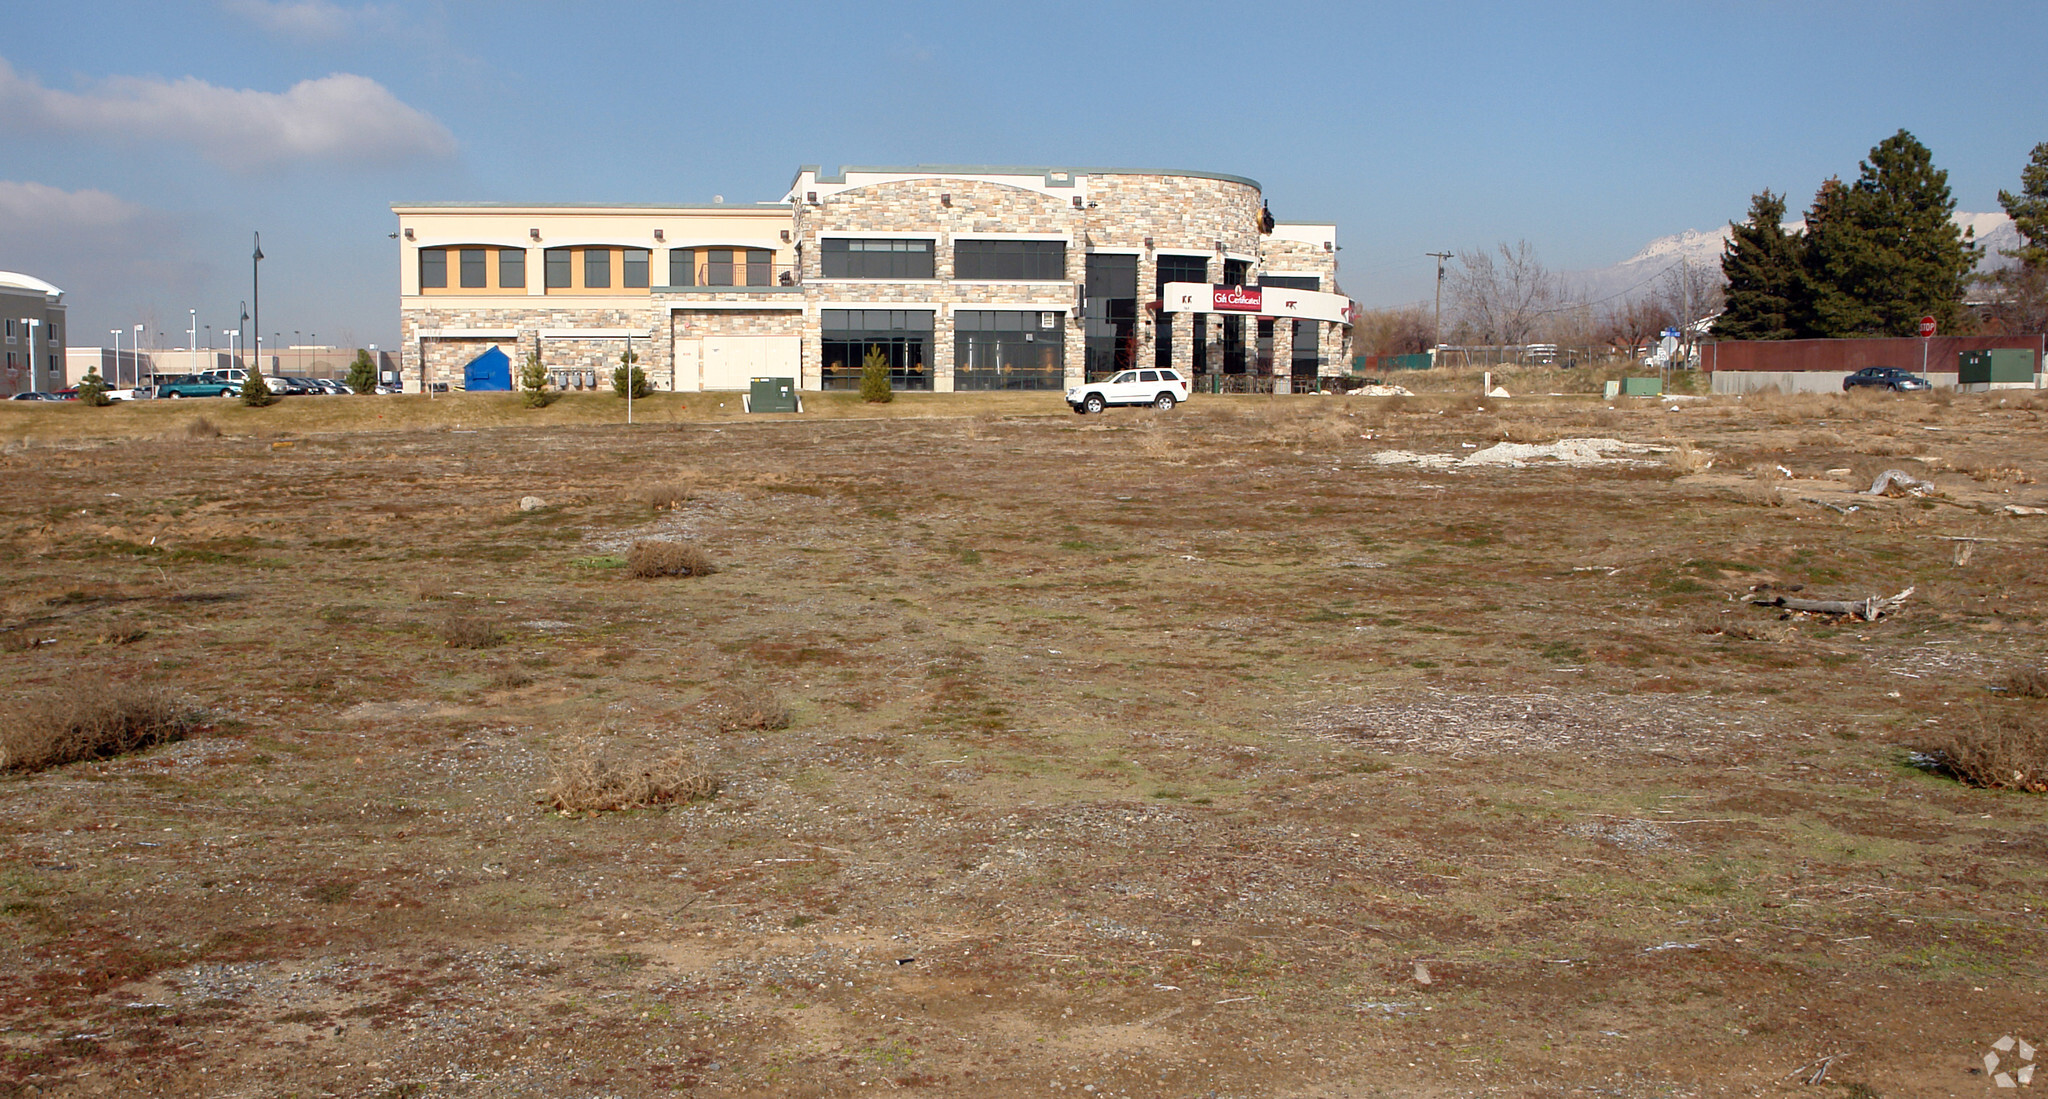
left=673, top=339, right=703, bottom=391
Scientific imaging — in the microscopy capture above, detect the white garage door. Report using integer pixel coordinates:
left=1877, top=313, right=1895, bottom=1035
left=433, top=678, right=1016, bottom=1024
left=700, top=336, right=801, bottom=391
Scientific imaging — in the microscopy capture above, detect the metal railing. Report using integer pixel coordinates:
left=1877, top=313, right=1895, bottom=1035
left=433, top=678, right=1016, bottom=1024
left=670, top=262, right=800, bottom=289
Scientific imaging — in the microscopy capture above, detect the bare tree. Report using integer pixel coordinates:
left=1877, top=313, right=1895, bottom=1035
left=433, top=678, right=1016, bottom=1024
left=1979, top=264, right=2048, bottom=335
left=1655, top=259, right=1727, bottom=334
left=1351, top=305, right=1435, bottom=357
left=1449, top=241, right=1562, bottom=345
left=1601, top=295, right=1667, bottom=356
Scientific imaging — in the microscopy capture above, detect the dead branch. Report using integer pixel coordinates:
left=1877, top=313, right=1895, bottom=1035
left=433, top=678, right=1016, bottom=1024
left=1748, top=587, right=1914, bottom=621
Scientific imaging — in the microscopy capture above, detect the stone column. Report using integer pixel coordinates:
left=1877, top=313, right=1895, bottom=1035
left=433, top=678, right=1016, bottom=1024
left=1272, top=317, right=1294, bottom=394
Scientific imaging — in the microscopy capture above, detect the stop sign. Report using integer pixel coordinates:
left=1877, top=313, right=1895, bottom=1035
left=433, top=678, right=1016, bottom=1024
left=1919, top=315, right=1937, bottom=337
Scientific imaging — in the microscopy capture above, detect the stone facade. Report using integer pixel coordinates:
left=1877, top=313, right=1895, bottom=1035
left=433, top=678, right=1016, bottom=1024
left=396, top=167, right=1354, bottom=393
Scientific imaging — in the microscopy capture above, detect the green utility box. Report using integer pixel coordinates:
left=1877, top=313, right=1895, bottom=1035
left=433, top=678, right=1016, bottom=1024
left=1958, top=349, right=2036, bottom=386
left=1621, top=376, right=1664, bottom=396
left=746, top=377, right=799, bottom=413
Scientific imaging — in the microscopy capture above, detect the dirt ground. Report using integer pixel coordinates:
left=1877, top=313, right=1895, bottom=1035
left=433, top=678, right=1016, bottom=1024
left=2, top=383, right=2046, bottom=1098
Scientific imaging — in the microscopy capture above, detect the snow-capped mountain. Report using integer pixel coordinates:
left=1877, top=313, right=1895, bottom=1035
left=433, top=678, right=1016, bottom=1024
left=1566, top=212, right=2019, bottom=306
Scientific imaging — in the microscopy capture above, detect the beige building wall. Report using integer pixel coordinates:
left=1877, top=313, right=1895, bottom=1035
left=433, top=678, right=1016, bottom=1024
left=393, top=204, right=792, bottom=393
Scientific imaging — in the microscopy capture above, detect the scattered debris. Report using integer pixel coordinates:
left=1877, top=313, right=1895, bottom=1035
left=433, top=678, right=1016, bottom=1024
left=1865, top=469, right=1935, bottom=497
left=1370, top=437, right=1656, bottom=471
left=1348, top=384, right=1414, bottom=397
left=518, top=495, right=546, bottom=511
left=1487, top=385, right=1511, bottom=398
left=2004, top=504, right=2048, bottom=517
left=1412, top=962, right=1433, bottom=985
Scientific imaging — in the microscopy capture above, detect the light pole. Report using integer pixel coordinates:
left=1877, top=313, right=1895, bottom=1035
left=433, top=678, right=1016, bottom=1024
left=238, top=303, right=248, bottom=372
left=133, top=325, right=143, bottom=384
left=110, top=328, right=121, bottom=387
left=252, top=232, right=263, bottom=381
left=24, top=318, right=39, bottom=391
left=188, top=308, right=196, bottom=362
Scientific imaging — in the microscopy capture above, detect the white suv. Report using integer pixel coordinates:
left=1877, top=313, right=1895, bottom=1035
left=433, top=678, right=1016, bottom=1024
left=1067, top=368, right=1190, bottom=414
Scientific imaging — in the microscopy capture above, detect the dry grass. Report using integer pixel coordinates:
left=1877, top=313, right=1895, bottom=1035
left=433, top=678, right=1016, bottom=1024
left=1915, top=707, right=2048, bottom=791
left=626, top=539, right=716, bottom=578
left=1739, top=463, right=1787, bottom=507
left=438, top=612, right=503, bottom=649
left=1664, top=441, right=1713, bottom=473
left=538, top=738, right=719, bottom=812
left=1690, top=609, right=1792, bottom=642
left=1964, top=463, right=2034, bottom=484
left=183, top=416, right=221, bottom=439
left=641, top=481, right=690, bottom=510
left=1996, top=665, right=2048, bottom=699
left=0, top=687, right=198, bottom=773
left=718, top=684, right=793, bottom=731
left=1249, top=402, right=1355, bottom=449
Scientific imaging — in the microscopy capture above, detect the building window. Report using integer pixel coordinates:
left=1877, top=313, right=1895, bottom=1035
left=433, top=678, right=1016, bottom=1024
left=584, top=248, right=611, bottom=289
left=955, top=310, right=1063, bottom=390
left=703, top=249, right=734, bottom=286
left=623, top=248, right=649, bottom=289
left=500, top=248, right=525, bottom=289
left=1224, top=258, right=1250, bottom=286
left=1084, top=253, right=1137, bottom=379
left=1292, top=320, right=1319, bottom=376
left=459, top=248, right=487, bottom=288
left=821, top=238, right=934, bottom=279
left=669, top=248, right=694, bottom=287
left=545, top=248, right=572, bottom=289
left=419, top=248, right=447, bottom=289
left=1154, top=255, right=1208, bottom=371
left=955, top=239, right=1066, bottom=280
left=821, top=309, right=933, bottom=391
left=746, top=249, right=772, bottom=286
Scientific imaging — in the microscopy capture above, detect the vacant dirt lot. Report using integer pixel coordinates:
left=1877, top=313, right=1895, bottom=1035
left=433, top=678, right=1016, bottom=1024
left=2, top=384, right=2045, bottom=1098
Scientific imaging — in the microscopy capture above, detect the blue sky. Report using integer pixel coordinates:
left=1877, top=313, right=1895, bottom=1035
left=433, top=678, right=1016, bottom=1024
left=2, top=0, right=2045, bottom=351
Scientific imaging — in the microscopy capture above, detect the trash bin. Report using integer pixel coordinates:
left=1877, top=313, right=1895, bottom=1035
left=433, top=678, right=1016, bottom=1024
left=746, top=377, right=799, bottom=413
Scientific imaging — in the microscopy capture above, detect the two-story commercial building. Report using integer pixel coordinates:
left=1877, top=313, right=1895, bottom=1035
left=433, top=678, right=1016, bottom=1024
left=393, top=165, right=1352, bottom=395
left=2, top=271, right=68, bottom=396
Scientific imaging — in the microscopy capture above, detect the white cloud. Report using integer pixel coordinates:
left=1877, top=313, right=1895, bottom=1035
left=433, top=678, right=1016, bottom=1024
left=221, top=0, right=373, bottom=41
left=0, top=59, right=456, bottom=169
left=0, top=180, right=148, bottom=229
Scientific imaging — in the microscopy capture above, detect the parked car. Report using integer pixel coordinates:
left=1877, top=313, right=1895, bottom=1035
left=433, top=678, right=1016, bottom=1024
left=7, top=391, right=61, bottom=401
left=1843, top=366, right=1932, bottom=392
left=1066, top=368, right=1191, bottom=414
left=155, top=374, right=238, bottom=399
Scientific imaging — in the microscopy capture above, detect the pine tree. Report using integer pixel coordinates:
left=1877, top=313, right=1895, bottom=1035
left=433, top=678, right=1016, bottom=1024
left=611, top=346, right=650, bottom=398
left=75, top=367, right=110, bottom=406
left=1982, top=141, right=2048, bottom=333
left=346, top=349, right=377, bottom=394
left=519, top=350, right=553, bottom=408
left=858, top=345, right=893, bottom=403
left=1713, top=190, right=1805, bottom=340
left=1998, top=141, right=2048, bottom=266
left=240, top=369, right=274, bottom=407
left=1804, top=130, right=1980, bottom=337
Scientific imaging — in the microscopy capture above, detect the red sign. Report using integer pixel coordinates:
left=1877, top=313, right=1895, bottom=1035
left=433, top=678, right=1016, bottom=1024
left=1212, top=285, right=1263, bottom=312
left=1919, top=315, right=1937, bottom=337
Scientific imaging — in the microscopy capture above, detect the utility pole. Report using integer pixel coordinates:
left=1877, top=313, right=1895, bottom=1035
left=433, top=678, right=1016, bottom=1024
left=1425, top=252, right=1452, bottom=358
